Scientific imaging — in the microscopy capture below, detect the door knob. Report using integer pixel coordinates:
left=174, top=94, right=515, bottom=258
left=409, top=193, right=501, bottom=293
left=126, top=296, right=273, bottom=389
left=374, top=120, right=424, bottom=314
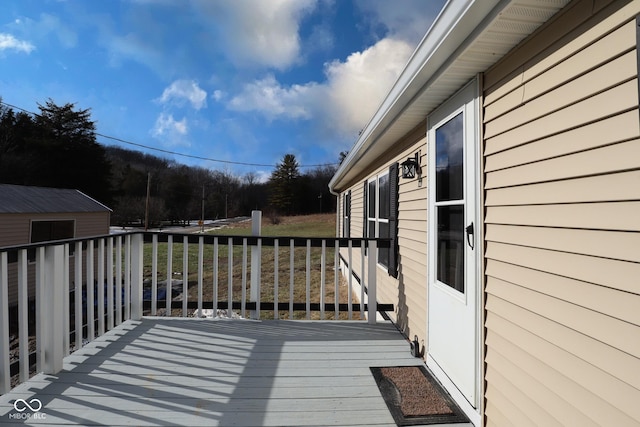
left=465, top=222, right=474, bottom=249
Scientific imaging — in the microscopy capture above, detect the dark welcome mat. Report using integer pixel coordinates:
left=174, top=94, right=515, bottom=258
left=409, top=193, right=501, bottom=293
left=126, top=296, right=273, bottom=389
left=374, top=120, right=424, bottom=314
left=371, top=365, right=470, bottom=426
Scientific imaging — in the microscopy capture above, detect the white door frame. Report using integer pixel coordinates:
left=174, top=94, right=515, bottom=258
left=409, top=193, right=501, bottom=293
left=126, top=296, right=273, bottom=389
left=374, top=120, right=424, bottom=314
left=426, top=78, right=482, bottom=425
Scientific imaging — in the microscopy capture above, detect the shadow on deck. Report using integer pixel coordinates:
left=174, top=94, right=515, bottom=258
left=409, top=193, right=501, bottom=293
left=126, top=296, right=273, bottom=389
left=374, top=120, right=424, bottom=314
left=0, top=318, right=423, bottom=426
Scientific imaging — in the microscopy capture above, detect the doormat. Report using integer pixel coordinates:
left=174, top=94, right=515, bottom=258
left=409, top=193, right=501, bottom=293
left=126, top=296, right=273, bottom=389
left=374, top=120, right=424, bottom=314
left=370, top=365, right=470, bottom=426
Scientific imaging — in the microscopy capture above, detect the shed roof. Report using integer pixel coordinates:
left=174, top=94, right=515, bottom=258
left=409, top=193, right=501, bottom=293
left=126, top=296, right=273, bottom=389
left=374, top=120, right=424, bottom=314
left=0, top=184, right=112, bottom=214
left=329, top=0, right=570, bottom=191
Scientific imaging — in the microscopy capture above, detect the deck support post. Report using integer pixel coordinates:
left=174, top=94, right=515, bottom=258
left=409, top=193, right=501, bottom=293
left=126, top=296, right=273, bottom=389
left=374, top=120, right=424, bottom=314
left=43, top=245, right=64, bottom=374
left=367, top=240, right=377, bottom=325
left=250, top=211, right=262, bottom=320
left=0, top=253, right=10, bottom=393
left=131, top=234, right=144, bottom=320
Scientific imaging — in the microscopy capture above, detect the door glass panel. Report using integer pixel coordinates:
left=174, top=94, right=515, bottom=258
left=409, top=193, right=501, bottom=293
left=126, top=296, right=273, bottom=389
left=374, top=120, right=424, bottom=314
left=435, top=112, right=464, bottom=202
left=436, top=205, right=464, bottom=293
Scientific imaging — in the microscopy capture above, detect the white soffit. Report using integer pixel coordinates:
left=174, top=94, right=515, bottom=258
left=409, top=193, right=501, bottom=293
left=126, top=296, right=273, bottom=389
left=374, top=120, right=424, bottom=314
left=330, top=0, right=570, bottom=191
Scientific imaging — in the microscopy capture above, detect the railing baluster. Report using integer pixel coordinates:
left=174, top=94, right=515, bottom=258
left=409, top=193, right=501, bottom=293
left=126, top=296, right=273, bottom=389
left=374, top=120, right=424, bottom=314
left=289, top=240, right=294, bottom=319
left=274, top=239, right=279, bottom=320
left=115, top=237, right=122, bottom=325
left=166, top=235, right=173, bottom=317
left=306, top=239, right=311, bottom=320
left=36, top=247, right=45, bottom=372
left=183, top=236, right=188, bottom=317
left=197, top=236, right=203, bottom=318
left=256, top=239, right=261, bottom=320
left=320, top=240, right=326, bottom=320
left=124, top=235, right=131, bottom=321
left=227, top=238, right=233, bottom=318
left=241, top=238, right=247, bottom=318
left=152, top=234, right=158, bottom=316
left=360, top=240, right=365, bottom=320
left=213, top=237, right=218, bottom=316
left=107, top=238, right=114, bottom=330
left=98, top=239, right=105, bottom=336
left=63, top=244, right=70, bottom=356
left=87, top=241, right=95, bottom=341
left=0, top=252, right=9, bottom=394
left=75, top=242, right=83, bottom=348
left=334, top=240, right=339, bottom=319
left=43, top=245, right=64, bottom=374
left=347, top=240, right=353, bottom=320
left=131, top=234, right=143, bottom=320
left=368, top=240, right=377, bottom=324
left=18, top=249, right=28, bottom=383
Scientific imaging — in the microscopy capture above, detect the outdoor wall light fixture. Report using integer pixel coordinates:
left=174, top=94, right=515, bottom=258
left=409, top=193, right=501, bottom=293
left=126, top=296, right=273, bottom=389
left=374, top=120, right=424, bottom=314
left=401, top=153, right=421, bottom=180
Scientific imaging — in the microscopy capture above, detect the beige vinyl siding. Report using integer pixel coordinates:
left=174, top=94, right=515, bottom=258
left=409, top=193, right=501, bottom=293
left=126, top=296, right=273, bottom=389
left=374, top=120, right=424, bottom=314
left=483, top=0, right=640, bottom=425
left=338, top=126, right=428, bottom=343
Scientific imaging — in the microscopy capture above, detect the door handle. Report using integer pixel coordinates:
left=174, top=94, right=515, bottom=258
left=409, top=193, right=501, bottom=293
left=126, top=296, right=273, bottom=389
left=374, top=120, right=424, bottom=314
left=465, top=222, right=474, bottom=250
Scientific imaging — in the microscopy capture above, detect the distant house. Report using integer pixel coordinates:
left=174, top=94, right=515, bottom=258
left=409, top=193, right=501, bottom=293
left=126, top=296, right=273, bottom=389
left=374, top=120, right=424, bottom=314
left=0, top=184, right=111, bottom=305
left=330, top=0, right=640, bottom=425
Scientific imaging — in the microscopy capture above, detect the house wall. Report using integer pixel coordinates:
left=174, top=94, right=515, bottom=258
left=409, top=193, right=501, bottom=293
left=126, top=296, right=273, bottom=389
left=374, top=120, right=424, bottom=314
left=1, top=211, right=111, bottom=306
left=338, top=122, right=428, bottom=345
left=482, top=0, right=640, bottom=425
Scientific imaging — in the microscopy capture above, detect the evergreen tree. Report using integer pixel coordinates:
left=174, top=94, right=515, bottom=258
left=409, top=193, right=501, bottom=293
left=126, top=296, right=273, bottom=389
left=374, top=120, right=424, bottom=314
left=269, top=154, right=300, bottom=215
left=33, top=99, right=112, bottom=202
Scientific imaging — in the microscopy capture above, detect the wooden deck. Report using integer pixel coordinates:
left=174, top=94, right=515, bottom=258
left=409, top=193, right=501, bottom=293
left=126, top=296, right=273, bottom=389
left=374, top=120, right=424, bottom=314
left=0, top=318, right=429, bottom=426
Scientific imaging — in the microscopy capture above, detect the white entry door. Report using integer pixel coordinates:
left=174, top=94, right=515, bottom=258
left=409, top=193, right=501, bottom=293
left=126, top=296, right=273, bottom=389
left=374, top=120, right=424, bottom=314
left=427, top=80, right=479, bottom=408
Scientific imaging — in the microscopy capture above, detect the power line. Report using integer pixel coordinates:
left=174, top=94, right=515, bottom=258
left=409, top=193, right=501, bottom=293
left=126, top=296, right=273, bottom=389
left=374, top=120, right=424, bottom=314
left=0, top=100, right=339, bottom=169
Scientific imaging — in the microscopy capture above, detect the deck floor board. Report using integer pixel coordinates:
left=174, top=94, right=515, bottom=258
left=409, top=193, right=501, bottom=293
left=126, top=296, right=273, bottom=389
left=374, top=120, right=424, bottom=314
left=0, top=318, right=425, bottom=426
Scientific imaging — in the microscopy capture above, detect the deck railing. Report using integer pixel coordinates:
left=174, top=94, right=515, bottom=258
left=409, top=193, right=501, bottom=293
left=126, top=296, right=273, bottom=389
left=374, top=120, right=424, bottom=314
left=0, top=217, right=386, bottom=393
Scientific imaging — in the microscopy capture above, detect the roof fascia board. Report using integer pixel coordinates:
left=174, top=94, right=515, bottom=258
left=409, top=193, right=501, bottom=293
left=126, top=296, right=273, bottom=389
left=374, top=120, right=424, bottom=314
left=329, top=0, right=501, bottom=191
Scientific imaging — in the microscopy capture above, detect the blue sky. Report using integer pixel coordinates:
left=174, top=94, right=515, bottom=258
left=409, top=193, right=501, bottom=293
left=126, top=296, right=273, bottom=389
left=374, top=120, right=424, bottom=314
left=0, top=0, right=446, bottom=180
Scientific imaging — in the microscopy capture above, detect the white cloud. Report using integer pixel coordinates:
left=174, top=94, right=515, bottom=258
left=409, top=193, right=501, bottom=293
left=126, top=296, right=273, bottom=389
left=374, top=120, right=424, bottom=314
left=192, top=0, right=317, bottom=69
left=151, top=113, right=189, bottom=146
left=212, top=90, right=225, bottom=101
left=323, top=38, right=413, bottom=136
left=158, top=80, right=207, bottom=110
left=8, top=13, right=77, bottom=49
left=226, top=37, right=413, bottom=139
left=0, top=33, right=35, bottom=53
left=228, top=74, right=320, bottom=120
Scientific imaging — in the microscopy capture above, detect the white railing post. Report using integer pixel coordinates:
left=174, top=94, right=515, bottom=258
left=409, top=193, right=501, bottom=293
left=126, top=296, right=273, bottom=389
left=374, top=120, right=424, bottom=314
left=75, top=242, right=83, bottom=350
left=250, top=211, right=261, bottom=320
left=197, top=236, right=203, bottom=318
left=18, top=250, right=28, bottom=382
left=97, top=239, right=105, bottom=336
left=0, top=252, right=10, bottom=394
left=367, top=240, right=377, bottom=325
left=182, top=236, right=189, bottom=317
left=43, top=245, right=64, bottom=374
left=151, top=234, right=158, bottom=316
left=86, top=241, right=94, bottom=341
left=131, top=234, right=144, bottom=320
left=63, top=244, right=70, bottom=356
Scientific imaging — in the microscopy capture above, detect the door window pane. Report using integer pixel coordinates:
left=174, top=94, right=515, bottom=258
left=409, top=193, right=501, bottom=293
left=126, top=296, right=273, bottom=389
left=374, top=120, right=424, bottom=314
left=436, top=205, right=464, bottom=293
left=436, top=112, right=464, bottom=202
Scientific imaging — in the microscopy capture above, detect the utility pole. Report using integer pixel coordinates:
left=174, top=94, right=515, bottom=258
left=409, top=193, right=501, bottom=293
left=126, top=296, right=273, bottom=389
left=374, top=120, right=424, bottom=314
left=201, top=185, right=205, bottom=233
left=144, top=173, right=151, bottom=231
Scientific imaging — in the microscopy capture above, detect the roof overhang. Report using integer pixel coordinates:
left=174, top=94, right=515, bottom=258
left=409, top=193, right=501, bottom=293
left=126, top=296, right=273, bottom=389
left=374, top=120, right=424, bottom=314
left=329, top=0, right=570, bottom=192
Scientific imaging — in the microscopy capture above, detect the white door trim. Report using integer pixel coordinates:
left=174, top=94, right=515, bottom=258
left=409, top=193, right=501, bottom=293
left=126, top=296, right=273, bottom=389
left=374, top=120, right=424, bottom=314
left=426, top=77, right=482, bottom=421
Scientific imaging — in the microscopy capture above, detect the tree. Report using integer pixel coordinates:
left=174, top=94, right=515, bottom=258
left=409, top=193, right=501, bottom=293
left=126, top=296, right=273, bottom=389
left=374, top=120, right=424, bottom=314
left=33, top=99, right=112, bottom=202
left=269, top=154, right=300, bottom=215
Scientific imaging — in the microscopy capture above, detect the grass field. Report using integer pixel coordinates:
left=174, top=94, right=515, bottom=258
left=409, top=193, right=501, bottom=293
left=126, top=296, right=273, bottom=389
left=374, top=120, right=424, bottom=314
left=144, top=213, right=360, bottom=320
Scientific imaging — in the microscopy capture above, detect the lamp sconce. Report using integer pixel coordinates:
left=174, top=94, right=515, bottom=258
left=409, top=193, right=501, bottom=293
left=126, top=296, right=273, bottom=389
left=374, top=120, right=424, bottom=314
left=401, top=152, right=422, bottom=186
